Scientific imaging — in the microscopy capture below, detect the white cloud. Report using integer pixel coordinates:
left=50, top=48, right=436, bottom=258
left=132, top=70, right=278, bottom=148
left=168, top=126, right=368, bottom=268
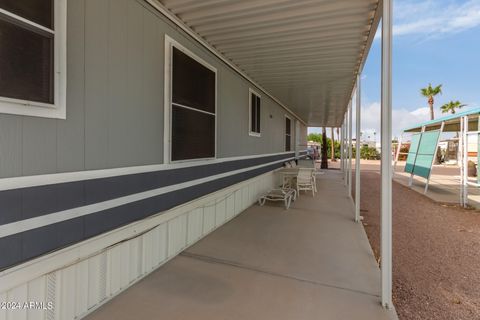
left=308, top=104, right=432, bottom=140
left=359, top=102, right=480, bottom=140
left=409, top=107, right=430, bottom=117
left=308, top=102, right=479, bottom=140
left=375, top=0, right=480, bottom=39
left=359, top=103, right=432, bottom=139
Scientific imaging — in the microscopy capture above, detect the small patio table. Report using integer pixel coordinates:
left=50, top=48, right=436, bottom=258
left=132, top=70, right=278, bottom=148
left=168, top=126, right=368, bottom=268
left=277, top=167, right=321, bottom=192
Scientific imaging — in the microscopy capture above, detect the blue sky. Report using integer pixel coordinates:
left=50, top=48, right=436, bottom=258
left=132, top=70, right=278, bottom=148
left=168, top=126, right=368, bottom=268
left=310, top=0, right=480, bottom=140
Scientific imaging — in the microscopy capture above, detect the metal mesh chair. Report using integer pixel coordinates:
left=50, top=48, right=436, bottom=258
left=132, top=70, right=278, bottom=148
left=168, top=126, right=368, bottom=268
left=296, top=168, right=315, bottom=196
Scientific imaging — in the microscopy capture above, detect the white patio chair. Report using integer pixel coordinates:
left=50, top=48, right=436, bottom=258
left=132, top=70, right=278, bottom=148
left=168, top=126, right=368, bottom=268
left=258, top=188, right=297, bottom=209
left=296, top=168, right=315, bottom=196
left=290, top=160, right=297, bottom=168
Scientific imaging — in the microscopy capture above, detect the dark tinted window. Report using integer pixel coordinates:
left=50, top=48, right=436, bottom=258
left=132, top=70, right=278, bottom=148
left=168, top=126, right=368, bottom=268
left=285, top=117, right=291, bottom=135
left=0, top=18, right=53, bottom=103
left=0, top=0, right=53, bottom=29
left=172, top=47, right=215, bottom=114
left=256, top=96, right=261, bottom=133
left=285, top=117, right=291, bottom=151
left=250, top=92, right=261, bottom=134
left=171, top=46, right=216, bottom=161
left=250, top=94, right=256, bottom=132
left=172, top=106, right=215, bottom=161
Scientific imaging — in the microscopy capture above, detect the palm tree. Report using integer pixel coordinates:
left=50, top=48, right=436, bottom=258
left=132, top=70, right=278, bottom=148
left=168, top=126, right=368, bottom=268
left=330, top=127, right=336, bottom=162
left=420, top=84, right=442, bottom=120
left=442, top=101, right=467, bottom=139
left=441, top=100, right=466, bottom=114
left=321, top=127, right=328, bottom=169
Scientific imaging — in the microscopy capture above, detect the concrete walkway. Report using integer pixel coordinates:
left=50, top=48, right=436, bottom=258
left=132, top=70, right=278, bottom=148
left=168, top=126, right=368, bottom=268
left=85, top=170, right=397, bottom=320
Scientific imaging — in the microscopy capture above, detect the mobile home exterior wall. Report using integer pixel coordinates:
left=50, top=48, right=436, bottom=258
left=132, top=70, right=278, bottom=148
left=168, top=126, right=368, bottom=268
left=0, top=0, right=304, bottom=178
left=0, top=1, right=307, bottom=318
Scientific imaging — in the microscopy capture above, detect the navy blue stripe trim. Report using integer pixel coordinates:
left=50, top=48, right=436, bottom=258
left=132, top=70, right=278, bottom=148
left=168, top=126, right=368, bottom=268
left=0, top=153, right=294, bottom=226
left=0, top=161, right=283, bottom=270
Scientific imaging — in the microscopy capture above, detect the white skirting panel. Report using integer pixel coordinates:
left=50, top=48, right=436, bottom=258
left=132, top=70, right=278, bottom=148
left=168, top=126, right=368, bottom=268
left=0, top=171, right=276, bottom=320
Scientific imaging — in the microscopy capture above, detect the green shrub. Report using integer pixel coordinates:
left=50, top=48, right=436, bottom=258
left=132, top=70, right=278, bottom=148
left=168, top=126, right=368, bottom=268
left=352, top=145, right=380, bottom=160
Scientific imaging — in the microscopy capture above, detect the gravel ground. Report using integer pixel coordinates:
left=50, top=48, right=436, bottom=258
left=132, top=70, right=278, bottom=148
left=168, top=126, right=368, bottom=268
left=355, top=167, right=480, bottom=320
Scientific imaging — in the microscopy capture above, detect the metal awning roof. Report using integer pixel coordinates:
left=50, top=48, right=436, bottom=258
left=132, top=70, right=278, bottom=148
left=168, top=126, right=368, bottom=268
left=403, top=107, right=480, bottom=133
left=153, top=0, right=381, bottom=127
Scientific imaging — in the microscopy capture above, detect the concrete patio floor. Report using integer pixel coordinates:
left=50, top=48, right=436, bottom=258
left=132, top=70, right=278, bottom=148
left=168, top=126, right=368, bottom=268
left=85, top=170, right=397, bottom=320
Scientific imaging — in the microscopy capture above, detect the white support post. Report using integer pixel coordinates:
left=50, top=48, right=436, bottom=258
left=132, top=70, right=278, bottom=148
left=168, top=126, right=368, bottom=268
left=355, top=74, right=361, bottom=222
left=341, top=124, right=345, bottom=172
left=344, top=113, right=349, bottom=185
left=460, top=117, right=464, bottom=205
left=463, top=116, right=469, bottom=207
left=381, top=0, right=393, bottom=309
left=348, top=101, right=353, bottom=198
left=393, top=132, right=403, bottom=171
left=343, top=122, right=346, bottom=173
left=345, top=116, right=348, bottom=173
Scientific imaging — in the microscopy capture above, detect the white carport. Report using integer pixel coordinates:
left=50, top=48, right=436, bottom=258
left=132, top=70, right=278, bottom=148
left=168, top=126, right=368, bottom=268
left=147, top=0, right=393, bottom=309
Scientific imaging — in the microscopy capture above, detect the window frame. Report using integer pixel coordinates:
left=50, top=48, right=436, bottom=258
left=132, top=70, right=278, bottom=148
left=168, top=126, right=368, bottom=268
left=248, top=88, right=261, bottom=137
left=0, top=0, right=67, bottom=119
left=164, top=35, right=217, bottom=164
left=285, top=114, right=292, bottom=152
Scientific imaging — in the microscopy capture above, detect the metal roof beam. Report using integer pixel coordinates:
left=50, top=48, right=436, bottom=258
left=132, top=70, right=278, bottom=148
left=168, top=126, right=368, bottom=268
left=181, top=0, right=322, bottom=23
left=217, top=36, right=363, bottom=55
left=245, top=64, right=357, bottom=76
left=196, top=6, right=372, bottom=35
left=206, top=18, right=371, bottom=43
left=240, top=56, right=359, bottom=69
left=229, top=44, right=360, bottom=62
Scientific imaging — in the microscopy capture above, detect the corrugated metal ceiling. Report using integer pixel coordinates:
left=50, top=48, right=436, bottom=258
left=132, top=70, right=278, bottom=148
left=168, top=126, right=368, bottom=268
left=158, top=0, right=381, bottom=127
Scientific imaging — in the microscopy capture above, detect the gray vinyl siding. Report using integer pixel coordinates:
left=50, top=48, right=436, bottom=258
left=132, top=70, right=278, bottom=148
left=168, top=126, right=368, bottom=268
left=0, top=115, right=22, bottom=177
left=0, top=0, right=301, bottom=179
left=57, top=0, right=86, bottom=173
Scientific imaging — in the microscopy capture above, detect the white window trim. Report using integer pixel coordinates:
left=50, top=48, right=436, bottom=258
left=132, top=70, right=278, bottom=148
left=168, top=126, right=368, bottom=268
left=164, top=34, right=217, bottom=164
left=285, top=114, right=292, bottom=152
left=0, top=0, right=67, bottom=119
left=248, top=88, right=261, bottom=137
left=294, top=119, right=301, bottom=157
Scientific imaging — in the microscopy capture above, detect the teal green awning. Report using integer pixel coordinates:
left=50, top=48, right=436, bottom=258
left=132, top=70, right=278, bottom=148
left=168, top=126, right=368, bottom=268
left=403, top=107, right=480, bottom=133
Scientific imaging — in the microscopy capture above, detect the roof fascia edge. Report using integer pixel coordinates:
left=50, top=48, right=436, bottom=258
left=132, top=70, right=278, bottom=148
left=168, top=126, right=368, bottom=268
left=359, top=0, right=382, bottom=75
left=145, top=0, right=308, bottom=126
left=342, top=0, right=382, bottom=126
